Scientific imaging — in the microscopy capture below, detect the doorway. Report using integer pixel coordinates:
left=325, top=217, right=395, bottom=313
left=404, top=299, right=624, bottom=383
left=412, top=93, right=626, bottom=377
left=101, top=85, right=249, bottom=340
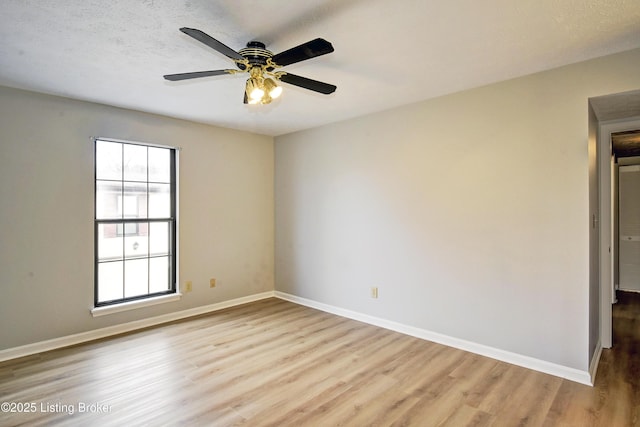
left=616, top=145, right=640, bottom=295
left=591, top=94, right=640, bottom=351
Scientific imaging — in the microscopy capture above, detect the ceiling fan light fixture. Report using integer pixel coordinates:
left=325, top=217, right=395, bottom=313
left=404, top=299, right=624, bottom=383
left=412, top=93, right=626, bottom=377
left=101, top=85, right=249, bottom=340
left=245, top=77, right=264, bottom=101
left=263, top=78, right=282, bottom=99
left=261, top=93, right=274, bottom=105
left=251, top=87, right=264, bottom=101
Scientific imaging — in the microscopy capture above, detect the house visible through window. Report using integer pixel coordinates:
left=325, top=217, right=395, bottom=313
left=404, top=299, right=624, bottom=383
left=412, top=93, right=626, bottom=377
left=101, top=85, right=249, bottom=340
left=95, top=139, right=177, bottom=306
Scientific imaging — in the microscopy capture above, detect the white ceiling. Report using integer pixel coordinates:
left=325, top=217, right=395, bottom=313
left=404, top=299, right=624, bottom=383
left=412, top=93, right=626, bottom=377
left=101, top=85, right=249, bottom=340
left=1, top=0, right=640, bottom=136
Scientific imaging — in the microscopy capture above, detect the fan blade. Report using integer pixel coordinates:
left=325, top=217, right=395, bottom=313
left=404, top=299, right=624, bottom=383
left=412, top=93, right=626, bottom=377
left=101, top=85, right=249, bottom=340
left=271, top=38, right=334, bottom=67
left=179, top=27, right=245, bottom=61
left=279, top=73, right=336, bottom=94
left=163, top=70, right=233, bottom=81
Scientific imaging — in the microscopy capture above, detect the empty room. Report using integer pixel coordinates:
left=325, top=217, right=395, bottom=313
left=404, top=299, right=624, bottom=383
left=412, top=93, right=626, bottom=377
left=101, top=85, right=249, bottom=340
left=1, top=1, right=640, bottom=425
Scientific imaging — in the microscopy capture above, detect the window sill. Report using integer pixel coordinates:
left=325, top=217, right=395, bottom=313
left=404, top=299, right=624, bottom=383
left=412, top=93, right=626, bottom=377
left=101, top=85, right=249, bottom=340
left=91, top=293, right=182, bottom=317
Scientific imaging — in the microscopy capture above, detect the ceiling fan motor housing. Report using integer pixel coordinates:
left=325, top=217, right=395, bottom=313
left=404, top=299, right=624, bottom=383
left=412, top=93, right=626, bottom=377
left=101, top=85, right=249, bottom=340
left=237, top=41, right=274, bottom=70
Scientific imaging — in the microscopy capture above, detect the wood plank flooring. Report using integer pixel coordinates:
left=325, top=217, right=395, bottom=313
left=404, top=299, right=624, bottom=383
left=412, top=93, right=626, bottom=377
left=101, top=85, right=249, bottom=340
left=1, top=294, right=639, bottom=426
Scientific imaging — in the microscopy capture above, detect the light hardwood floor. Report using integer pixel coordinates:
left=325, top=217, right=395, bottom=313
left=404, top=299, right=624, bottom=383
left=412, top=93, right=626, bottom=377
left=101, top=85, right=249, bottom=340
left=1, top=294, right=639, bottom=426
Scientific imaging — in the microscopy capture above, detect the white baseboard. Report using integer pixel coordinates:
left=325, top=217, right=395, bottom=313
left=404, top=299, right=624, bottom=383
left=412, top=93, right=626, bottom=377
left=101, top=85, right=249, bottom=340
left=0, top=291, right=275, bottom=363
left=0, top=290, right=595, bottom=386
left=274, top=291, right=593, bottom=386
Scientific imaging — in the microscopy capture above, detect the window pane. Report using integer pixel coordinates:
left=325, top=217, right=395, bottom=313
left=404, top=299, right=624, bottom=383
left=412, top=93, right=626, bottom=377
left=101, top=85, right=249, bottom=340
left=149, top=222, right=169, bottom=256
left=123, top=182, right=148, bottom=218
left=124, top=229, right=149, bottom=258
left=98, top=261, right=123, bottom=302
left=98, top=224, right=123, bottom=261
left=124, top=258, right=148, bottom=298
left=149, top=183, right=171, bottom=218
left=123, top=144, right=147, bottom=182
left=118, top=222, right=139, bottom=236
left=96, top=181, right=122, bottom=219
left=148, top=147, right=171, bottom=183
left=149, top=256, right=170, bottom=293
left=96, top=141, right=122, bottom=181
left=124, top=223, right=148, bottom=258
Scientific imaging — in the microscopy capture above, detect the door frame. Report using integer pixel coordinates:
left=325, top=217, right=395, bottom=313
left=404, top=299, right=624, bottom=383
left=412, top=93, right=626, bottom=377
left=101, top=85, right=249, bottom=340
left=599, top=117, right=640, bottom=348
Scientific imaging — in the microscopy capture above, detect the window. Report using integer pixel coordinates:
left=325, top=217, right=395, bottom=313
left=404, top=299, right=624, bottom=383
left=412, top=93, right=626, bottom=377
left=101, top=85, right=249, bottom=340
left=94, top=139, right=177, bottom=307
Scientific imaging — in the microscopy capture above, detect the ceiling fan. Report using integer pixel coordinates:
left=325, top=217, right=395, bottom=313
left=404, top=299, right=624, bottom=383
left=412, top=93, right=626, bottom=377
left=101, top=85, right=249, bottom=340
left=164, top=28, right=337, bottom=105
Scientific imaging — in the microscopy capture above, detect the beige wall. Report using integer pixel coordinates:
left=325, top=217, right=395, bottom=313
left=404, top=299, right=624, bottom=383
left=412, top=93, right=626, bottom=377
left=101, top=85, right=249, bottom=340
left=275, top=48, right=640, bottom=371
left=0, top=86, right=274, bottom=351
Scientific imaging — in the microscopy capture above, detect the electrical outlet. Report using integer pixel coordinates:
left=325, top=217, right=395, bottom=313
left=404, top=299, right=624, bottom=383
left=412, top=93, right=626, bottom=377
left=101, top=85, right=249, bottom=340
left=371, top=287, right=378, bottom=299
left=210, top=278, right=216, bottom=288
left=185, top=281, right=192, bottom=293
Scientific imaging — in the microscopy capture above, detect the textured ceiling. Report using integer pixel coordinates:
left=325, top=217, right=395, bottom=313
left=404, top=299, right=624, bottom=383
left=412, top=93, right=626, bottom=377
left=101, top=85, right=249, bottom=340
left=1, top=0, right=640, bottom=136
